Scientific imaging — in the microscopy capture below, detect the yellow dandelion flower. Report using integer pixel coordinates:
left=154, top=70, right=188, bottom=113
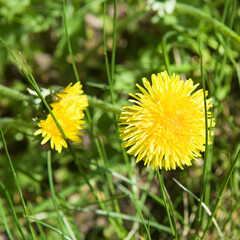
left=34, top=82, right=88, bottom=153
left=34, top=107, right=85, bottom=153
left=51, top=82, right=88, bottom=113
left=119, top=71, right=215, bottom=170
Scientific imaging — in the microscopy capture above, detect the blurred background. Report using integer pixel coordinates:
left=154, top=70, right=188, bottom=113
left=0, top=0, right=240, bottom=239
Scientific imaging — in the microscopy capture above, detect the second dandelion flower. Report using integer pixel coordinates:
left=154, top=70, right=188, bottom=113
left=34, top=82, right=88, bottom=153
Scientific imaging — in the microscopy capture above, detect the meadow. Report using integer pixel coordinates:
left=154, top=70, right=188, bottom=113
left=0, top=0, right=240, bottom=239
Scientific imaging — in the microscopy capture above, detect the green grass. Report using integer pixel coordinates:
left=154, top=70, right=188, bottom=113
left=0, top=0, right=240, bottom=239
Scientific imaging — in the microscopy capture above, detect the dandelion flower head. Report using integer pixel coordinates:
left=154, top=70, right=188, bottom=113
left=51, top=82, right=88, bottom=112
left=34, top=82, right=88, bottom=153
left=119, top=71, right=215, bottom=170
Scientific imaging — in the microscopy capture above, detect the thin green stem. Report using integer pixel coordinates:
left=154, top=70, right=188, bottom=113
left=172, top=178, right=223, bottom=238
left=78, top=156, right=164, bottom=205
left=52, top=4, right=101, bottom=207
left=229, top=0, right=237, bottom=28
left=0, top=188, right=16, bottom=240
left=92, top=134, right=125, bottom=238
left=107, top=0, right=133, bottom=184
left=162, top=31, right=176, bottom=75
left=130, top=195, right=152, bottom=240
left=19, top=51, right=40, bottom=90
left=99, top=139, right=123, bottom=222
left=174, top=3, right=240, bottom=44
left=103, top=0, right=115, bottom=105
left=0, top=128, right=37, bottom=240
left=163, top=184, right=178, bottom=240
left=0, top=39, right=37, bottom=92
left=61, top=201, right=171, bottom=233
left=222, top=195, right=240, bottom=232
left=221, top=0, right=230, bottom=24
left=201, top=148, right=240, bottom=239
left=111, top=0, right=117, bottom=85
left=29, top=217, right=72, bottom=240
left=86, top=109, right=126, bottom=238
left=47, top=151, right=67, bottom=240
left=28, top=205, right=47, bottom=240
left=157, top=170, right=177, bottom=239
left=61, top=215, right=78, bottom=240
left=0, top=181, right=28, bottom=239
left=62, top=0, right=80, bottom=82
left=194, top=33, right=209, bottom=239
left=203, top=108, right=216, bottom=228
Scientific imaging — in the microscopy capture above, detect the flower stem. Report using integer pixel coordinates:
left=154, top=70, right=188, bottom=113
left=47, top=151, right=68, bottom=240
left=157, top=170, right=178, bottom=239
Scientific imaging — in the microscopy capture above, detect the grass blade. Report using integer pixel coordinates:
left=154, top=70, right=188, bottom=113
left=62, top=0, right=80, bottom=82
left=173, top=178, right=223, bottom=238
left=0, top=128, right=37, bottom=239
left=29, top=217, right=72, bottom=240
left=201, top=147, right=240, bottom=239
left=47, top=151, right=68, bottom=240
left=194, top=32, right=210, bottom=238
left=103, top=0, right=115, bottom=105
left=62, top=203, right=171, bottom=233
left=174, top=3, right=240, bottom=44
left=0, top=188, right=16, bottom=240
left=157, top=170, right=178, bottom=239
